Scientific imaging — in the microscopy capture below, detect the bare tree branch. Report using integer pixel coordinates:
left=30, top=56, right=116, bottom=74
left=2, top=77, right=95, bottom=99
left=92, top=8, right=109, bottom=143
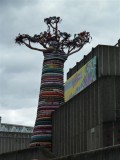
left=15, top=17, right=91, bottom=55
left=67, top=45, right=83, bottom=57
left=49, top=23, right=55, bottom=30
left=23, top=41, right=46, bottom=52
left=67, top=46, right=75, bottom=54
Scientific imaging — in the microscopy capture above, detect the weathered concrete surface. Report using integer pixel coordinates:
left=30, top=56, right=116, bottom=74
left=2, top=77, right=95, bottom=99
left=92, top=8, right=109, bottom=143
left=50, top=144, right=120, bottom=160
left=0, top=146, right=55, bottom=160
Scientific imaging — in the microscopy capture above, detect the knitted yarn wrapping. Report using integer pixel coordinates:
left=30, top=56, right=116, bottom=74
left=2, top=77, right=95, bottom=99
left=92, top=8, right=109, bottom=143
left=30, top=52, right=67, bottom=150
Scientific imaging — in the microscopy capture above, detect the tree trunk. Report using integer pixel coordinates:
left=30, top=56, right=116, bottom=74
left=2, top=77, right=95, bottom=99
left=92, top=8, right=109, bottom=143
left=30, top=51, right=67, bottom=151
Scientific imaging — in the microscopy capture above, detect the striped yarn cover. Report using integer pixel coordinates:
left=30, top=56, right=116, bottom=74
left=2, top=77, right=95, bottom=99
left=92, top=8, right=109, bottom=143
left=30, top=52, right=67, bottom=150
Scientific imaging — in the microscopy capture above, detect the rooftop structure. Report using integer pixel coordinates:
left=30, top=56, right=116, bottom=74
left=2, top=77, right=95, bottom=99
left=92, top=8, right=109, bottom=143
left=0, top=117, right=33, bottom=133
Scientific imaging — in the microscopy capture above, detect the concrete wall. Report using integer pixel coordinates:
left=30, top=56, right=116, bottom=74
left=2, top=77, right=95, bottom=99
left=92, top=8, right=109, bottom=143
left=52, top=44, right=120, bottom=157
left=67, top=45, right=120, bottom=79
left=0, top=147, right=55, bottom=160
left=52, top=77, right=102, bottom=155
left=0, top=131, right=32, bottom=154
left=50, top=144, right=120, bottom=160
left=52, top=76, right=120, bottom=157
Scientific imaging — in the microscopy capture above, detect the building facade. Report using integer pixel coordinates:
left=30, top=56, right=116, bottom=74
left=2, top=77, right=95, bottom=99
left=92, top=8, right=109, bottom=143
left=0, top=117, right=33, bottom=154
left=52, top=44, right=120, bottom=157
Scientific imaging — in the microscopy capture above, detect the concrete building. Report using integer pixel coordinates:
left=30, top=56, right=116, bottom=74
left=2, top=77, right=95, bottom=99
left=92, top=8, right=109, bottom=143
left=0, top=117, right=33, bottom=154
left=0, top=40, right=120, bottom=159
left=52, top=43, right=120, bottom=157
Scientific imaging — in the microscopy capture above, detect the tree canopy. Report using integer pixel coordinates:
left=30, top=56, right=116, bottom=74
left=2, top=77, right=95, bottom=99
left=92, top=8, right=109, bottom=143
left=15, top=16, right=91, bottom=56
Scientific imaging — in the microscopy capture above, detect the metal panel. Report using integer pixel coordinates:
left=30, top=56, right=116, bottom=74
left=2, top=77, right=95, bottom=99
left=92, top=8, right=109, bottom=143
left=0, top=132, right=32, bottom=154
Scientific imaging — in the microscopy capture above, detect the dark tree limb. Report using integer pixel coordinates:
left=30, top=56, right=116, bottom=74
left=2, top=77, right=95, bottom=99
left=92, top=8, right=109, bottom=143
left=67, top=45, right=83, bottom=57
left=15, top=17, right=91, bottom=55
left=23, top=41, right=46, bottom=52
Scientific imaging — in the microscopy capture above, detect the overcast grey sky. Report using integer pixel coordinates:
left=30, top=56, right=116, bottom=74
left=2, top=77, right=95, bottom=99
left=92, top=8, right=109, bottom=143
left=0, top=0, right=120, bottom=126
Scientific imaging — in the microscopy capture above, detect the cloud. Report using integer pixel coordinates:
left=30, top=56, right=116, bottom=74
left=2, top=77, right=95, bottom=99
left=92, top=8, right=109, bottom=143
left=0, top=47, right=43, bottom=109
left=0, top=0, right=120, bottom=125
left=0, top=106, right=36, bottom=126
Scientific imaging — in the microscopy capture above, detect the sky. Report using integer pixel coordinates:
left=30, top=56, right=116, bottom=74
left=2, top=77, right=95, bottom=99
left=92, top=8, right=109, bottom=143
left=0, top=0, right=120, bottom=126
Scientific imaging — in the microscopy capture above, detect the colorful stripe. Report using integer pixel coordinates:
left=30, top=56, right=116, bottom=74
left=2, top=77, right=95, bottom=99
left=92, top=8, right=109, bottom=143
left=30, top=51, right=67, bottom=150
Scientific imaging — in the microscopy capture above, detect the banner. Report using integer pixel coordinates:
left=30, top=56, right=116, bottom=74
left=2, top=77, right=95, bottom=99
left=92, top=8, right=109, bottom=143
left=65, top=56, right=97, bottom=102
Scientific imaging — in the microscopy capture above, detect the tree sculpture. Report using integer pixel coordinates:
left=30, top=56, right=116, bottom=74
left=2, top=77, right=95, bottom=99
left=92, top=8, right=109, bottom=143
left=15, top=16, right=91, bottom=151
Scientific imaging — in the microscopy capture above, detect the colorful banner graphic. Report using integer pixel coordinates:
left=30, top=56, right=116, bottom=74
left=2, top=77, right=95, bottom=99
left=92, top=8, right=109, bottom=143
left=65, top=56, right=97, bottom=102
